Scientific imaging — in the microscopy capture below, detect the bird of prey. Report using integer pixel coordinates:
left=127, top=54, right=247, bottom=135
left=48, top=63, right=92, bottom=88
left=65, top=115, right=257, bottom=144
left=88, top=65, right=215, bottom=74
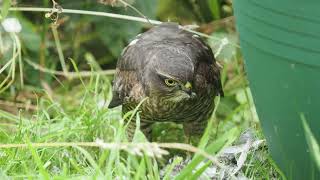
left=109, top=23, right=223, bottom=141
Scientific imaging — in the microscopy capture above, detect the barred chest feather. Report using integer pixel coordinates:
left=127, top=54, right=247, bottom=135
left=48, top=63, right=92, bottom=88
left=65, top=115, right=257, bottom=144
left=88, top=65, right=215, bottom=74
left=122, top=92, right=215, bottom=124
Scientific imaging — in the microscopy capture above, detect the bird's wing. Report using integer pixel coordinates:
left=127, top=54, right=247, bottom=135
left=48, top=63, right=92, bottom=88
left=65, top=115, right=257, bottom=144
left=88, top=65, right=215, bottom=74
left=109, top=69, right=143, bottom=108
left=109, top=37, right=146, bottom=108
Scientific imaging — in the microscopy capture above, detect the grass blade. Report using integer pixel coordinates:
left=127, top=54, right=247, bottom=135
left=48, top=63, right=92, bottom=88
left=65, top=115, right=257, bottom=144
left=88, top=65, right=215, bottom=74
left=175, top=127, right=239, bottom=180
left=134, top=158, right=146, bottom=180
left=27, top=142, right=50, bottom=180
left=162, top=157, right=183, bottom=180
left=51, top=25, right=68, bottom=75
left=301, top=114, right=320, bottom=171
left=1, top=0, right=11, bottom=20
left=74, top=146, right=103, bottom=176
left=207, top=0, right=220, bottom=19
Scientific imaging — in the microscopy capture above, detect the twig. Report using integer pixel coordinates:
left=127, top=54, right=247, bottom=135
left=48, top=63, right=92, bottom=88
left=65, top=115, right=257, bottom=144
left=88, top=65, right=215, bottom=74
left=182, top=28, right=240, bottom=48
left=159, top=143, right=221, bottom=165
left=0, top=30, right=4, bottom=54
left=8, top=7, right=240, bottom=47
left=210, top=16, right=234, bottom=27
left=25, top=58, right=115, bottom=78
left=9, top=7, right=162, bottom=25
left=117, top=0, right=152, bottom=25
left=51, top=25, right=68, bottom=76
left=0, top=141, right=223, bottom=168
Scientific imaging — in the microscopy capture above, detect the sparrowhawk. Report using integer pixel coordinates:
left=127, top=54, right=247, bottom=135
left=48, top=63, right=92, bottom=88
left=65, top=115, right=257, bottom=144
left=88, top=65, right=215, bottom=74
left=109, top=23, right=223, bottom=141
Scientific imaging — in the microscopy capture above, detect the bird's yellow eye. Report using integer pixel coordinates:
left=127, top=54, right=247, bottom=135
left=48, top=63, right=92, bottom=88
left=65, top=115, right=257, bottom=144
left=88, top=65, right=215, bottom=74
left=164, top=79, right=177, bottom=86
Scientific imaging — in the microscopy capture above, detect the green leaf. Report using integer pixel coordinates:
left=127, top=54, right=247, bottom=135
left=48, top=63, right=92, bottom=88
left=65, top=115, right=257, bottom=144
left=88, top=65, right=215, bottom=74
left=301, top=114, right=320, bottom=171
left=18, top=15, right=41, bottom=52
left=189, top=160, right=211, bottom=179
left=157, top=0, right=198, bottom=22
left=236, top=89, right=246, bottom=104
left=207, top=0, right=220, bottom=19
left=134, top=158, right=146, bottom=180
left=95, top=0, right=157, bottom=57
left=196, top=0, right=214, bottom=22
left=1, top=0, right=11, bottom=20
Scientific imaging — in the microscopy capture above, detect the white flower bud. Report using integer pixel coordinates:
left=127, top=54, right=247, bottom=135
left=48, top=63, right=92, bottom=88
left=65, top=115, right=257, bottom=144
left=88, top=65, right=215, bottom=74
left=1, top=18, right=22, bottom=33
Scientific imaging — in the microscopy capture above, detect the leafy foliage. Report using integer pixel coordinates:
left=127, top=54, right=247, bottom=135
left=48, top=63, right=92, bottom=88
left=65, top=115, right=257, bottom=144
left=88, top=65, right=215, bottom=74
left=0, top=0, right=282, bottom=179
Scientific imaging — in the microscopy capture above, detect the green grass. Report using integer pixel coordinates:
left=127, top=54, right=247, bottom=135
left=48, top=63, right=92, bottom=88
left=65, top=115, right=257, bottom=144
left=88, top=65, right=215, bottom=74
left=0, top=66, right=282, bottom=179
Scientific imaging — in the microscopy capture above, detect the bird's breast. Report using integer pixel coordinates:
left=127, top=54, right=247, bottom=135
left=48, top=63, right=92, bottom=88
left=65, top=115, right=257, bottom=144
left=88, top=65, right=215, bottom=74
left=123, top=92, right=215, bottom=124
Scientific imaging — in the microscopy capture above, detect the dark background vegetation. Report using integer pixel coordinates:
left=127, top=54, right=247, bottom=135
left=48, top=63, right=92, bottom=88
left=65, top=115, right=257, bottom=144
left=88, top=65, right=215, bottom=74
left=1, top=0, right=242, bottom=121
left=0, top=0, right=282, bottom=178
left=2, top=0, right=233, bottom=86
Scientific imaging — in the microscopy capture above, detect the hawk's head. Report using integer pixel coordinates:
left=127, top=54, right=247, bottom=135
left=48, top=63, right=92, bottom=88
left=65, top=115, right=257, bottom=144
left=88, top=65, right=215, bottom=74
left=143, top=48, right=196, bottom=102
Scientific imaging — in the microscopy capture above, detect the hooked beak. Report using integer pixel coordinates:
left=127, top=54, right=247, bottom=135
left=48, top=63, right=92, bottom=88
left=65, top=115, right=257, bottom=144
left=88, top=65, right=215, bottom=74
left=182, top=82, right=196, bottom=98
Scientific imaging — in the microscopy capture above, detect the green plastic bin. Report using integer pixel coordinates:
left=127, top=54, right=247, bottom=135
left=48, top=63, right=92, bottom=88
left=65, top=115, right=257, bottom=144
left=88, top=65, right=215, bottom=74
left=233, top=0, right=320, bottom=179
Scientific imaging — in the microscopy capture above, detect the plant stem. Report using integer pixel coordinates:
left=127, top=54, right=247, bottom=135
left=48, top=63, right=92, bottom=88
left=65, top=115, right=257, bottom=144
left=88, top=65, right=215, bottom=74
left=25, top=58, right=115, bottom=78
left=0, top=32, right=4, bottom=54
left=8, top=7, right=240, bottom=47
left=0, top=141, right=222, bottom=167
left=51, top=25, right=68, bottom=76
left=9, top=7, right=162, bottom=25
